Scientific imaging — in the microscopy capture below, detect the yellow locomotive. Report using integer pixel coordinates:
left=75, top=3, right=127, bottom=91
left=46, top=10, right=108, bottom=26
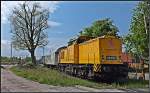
left=58, top=35, right=128, bottom=82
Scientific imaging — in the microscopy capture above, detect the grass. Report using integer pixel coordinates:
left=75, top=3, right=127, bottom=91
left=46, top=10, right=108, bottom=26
left=112, top=79, right=149, bottom=89
left=10, top=66, right=149, bottom=89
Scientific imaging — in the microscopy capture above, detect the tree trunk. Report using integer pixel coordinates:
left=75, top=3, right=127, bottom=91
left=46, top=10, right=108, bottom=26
left=30, top=49, right=36, bottom=65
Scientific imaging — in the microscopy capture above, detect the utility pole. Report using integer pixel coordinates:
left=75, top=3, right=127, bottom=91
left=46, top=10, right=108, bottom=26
left=148, top=7, right=150, bottom=91
left=43, top=47, right=45, bottom=63
left=147, top=15, right=150, bottom=91
left=11, top=43, right=13, bottom=63
left=143, top=1, right=150, bottom=89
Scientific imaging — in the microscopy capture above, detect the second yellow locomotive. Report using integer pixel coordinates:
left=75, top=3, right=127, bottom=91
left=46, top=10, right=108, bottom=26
left=58, top=35, right=128, bottom=82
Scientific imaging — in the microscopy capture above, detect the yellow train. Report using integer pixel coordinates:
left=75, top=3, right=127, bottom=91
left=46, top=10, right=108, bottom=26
left=57, top=35, right=128, bottom=82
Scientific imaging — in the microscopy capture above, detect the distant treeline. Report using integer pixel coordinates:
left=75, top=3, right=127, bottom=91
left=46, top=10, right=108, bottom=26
left=1, top=56, right=32, bottom=63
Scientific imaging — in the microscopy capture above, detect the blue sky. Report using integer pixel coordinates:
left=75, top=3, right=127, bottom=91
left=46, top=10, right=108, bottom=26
left=1, top=1, right=139, bottom=59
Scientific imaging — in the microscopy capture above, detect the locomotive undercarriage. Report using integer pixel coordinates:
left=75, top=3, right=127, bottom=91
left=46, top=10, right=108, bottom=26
left=57, top=63, right=128, bottom=82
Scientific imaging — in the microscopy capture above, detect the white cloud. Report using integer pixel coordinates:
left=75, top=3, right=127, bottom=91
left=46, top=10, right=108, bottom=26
left=1, top=1, right=24, bottom=24
left=48, top=21, right=61, bottom=27
left=1, top=1, right=60, bottom=24
left=1, top=40, right=11, bottom=49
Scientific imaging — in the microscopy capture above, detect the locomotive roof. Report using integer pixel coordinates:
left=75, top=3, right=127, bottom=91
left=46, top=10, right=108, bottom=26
left=55, top=46, right=67, bottom=53
left=74, top=35, right=94, bottom=44
left=68, top=35, right=119, bottom=46
left=76, top=35, right=118, bottom=40
left=98, top=35, right=118, bottom=38
left=78, top=35, right=119, bottom=45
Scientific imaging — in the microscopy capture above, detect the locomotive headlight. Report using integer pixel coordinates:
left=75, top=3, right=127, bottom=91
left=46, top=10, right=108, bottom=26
left=102, top=55, right=104, bottom=60
left=101, top=55, right=104, bottom=62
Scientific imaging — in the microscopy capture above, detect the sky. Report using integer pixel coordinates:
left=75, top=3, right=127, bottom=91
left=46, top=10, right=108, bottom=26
left=1, top=1, right=139, bottom=59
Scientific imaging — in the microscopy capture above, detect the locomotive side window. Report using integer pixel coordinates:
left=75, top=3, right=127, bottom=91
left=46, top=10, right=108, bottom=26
left=61, top=51, right=64, bottom=59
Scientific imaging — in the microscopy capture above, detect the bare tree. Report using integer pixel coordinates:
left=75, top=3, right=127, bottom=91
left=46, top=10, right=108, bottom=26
left=10, top=2, right=49, bottom=65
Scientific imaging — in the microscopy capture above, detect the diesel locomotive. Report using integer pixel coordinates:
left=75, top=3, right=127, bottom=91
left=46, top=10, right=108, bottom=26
left=42, top=35, right=128, bottom=82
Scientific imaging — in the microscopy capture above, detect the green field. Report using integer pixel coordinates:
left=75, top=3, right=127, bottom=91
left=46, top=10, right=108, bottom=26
left=10, top=66, right=149, bottom=89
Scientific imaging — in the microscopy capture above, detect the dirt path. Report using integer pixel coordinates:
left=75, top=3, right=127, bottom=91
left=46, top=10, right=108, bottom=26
left=1, top=68, right=88, bottom=92
left=1, top=65, right=149, bottom=92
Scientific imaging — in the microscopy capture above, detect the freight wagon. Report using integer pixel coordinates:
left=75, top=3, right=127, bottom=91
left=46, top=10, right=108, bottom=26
left=42, top=46, right=67, bottom=68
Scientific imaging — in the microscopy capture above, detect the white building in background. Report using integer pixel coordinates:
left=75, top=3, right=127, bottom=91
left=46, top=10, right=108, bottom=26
left=145, top=73, right=149, bottom=80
